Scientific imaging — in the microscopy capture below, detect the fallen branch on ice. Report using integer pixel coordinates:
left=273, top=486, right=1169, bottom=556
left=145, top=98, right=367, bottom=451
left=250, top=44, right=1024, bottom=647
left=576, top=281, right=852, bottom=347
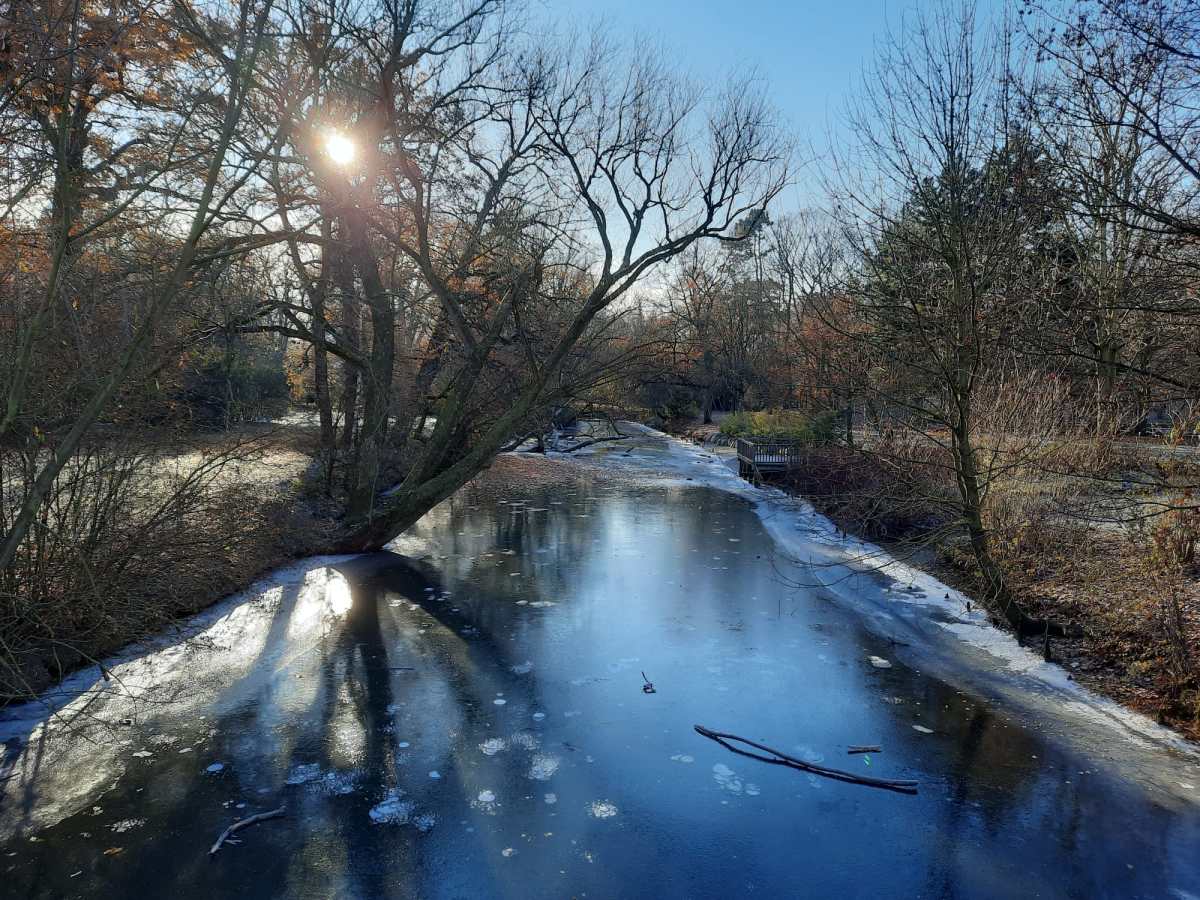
left=694, top=725, right=917, bottom=795
left=557, top=433, right=629, bottom=453
left=209, top=806, right=286, bottom=857
left=847, top=745, right=882, bottom=754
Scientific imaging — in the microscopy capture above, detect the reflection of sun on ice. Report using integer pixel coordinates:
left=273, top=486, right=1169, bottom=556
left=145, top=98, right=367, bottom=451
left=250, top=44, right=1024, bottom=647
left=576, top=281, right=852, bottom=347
left=288, top=568, right=354, bottom=639
left=326, top=572, right=353, bottom=616
left=325, top=131, right=356, bottom=165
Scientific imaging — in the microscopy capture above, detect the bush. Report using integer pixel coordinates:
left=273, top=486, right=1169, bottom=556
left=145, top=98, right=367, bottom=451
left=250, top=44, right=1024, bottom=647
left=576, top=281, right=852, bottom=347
left=780, top=442, right=952, bottom=540
left=181, top=349, right=289, bottom=426
left=719, top=409, right=838, bottom=443
left=637, top=381, right=699, bottom=421
left=718, top=410, right=754, bottom=437
left=0, top=437, right=328, bottom=703
left=1148, top=495, right=1200, bottom=572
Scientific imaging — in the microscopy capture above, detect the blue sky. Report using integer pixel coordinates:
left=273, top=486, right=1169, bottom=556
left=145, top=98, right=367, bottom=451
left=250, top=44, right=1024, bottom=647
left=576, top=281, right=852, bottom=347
left=548, top=0, right=918, bottom=210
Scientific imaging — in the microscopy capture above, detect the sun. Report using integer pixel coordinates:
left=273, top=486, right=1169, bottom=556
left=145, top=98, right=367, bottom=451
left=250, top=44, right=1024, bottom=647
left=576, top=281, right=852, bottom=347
left=325, top=131, right=356, bottom=166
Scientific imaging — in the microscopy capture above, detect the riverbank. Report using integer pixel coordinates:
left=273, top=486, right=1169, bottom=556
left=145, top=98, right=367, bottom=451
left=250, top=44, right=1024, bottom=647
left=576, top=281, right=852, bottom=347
left=0, top=419, right=337, bottom=704
left=663, top=421, right=1200, bottom=741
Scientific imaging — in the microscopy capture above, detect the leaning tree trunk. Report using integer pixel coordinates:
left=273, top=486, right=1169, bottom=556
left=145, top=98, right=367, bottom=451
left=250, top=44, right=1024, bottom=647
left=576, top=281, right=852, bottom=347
left=345, top=209, right=395, bottom=521
left=335, top=251, right=361, bottom=451
left=390, top=315, right=450, bottom=458
left=951, top=398, right=1015, bottom=619
left=700, top=351, right=715, bottom=424
left=951, top=412, right=1077, bottom=637
left=311, top=220, right=336, bottom=491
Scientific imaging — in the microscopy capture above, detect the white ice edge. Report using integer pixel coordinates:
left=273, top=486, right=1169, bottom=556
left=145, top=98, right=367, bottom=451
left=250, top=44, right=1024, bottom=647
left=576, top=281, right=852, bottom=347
left=0, top=553, right=357, bottom=739
left=564, top=424, right=1200, bottom=765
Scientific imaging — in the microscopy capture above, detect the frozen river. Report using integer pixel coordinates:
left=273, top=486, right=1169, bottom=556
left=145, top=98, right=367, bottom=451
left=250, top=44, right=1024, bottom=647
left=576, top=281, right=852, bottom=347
left=1, top=427, right=1198, bottom=898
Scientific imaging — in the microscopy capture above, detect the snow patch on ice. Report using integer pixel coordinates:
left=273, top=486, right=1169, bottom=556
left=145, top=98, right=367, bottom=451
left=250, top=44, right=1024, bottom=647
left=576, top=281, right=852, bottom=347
left=472, top=789, right=500, bottom=814
left=285, top=763, right=360, bottom=795
left=285, top=763, right=322, bottom=785
left=510, top=731, right=540, bottom=750
left=318, top=770, right=361, bottom=795
left=527, top=753, right=560, bottom=781
left=369, top=789, right=415, bottom=825
left=588, top=800, right=618, bottom=818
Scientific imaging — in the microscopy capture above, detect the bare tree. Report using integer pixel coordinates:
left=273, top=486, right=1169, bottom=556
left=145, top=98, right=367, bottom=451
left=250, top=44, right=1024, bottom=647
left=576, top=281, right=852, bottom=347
left=1023, top=0, right=1200, bottom=238
left=828, top=2, right=1075, bottom=635
left=1022, top=0, right=1200, bottom=404
left=0, top=0, right=281, bottom=572
left=247, top=3, right=790, bottom=548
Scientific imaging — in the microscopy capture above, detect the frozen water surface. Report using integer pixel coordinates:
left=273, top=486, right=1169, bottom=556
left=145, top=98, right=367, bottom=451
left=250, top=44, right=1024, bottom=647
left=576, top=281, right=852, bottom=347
left=0, top=426, right=1198, bottom=898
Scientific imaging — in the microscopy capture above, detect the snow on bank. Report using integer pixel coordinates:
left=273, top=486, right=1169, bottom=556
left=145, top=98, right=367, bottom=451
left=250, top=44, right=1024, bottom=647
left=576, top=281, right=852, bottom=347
left=0, top=555, right=356, bottom=838
left=566, top=424, right=1200, bottom=768
left=0, top=555, right=356, bottom=738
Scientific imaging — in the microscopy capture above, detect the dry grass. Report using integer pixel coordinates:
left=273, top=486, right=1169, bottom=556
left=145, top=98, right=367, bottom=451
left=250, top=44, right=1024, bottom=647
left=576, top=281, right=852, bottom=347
left=989, top=532, right=1199, bottom=738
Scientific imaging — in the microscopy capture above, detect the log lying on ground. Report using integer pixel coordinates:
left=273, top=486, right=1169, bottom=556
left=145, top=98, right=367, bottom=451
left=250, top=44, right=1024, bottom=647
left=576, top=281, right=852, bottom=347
left=694, top=725, right=917, bottom=795
left=209, top=806, right=287, bottom=857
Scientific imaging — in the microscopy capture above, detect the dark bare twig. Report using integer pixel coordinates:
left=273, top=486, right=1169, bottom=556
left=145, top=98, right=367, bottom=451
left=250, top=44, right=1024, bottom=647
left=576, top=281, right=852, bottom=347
left=694, top=725, right=917, bottom=794
left=209, top=806, right=286, bottom=857
left=847, top=745, right=882, bottom=754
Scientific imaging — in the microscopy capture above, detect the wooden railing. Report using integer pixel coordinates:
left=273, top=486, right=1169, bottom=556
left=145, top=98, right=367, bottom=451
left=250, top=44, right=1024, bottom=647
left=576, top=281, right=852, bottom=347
left=735, top=437, right=806, bottom=478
